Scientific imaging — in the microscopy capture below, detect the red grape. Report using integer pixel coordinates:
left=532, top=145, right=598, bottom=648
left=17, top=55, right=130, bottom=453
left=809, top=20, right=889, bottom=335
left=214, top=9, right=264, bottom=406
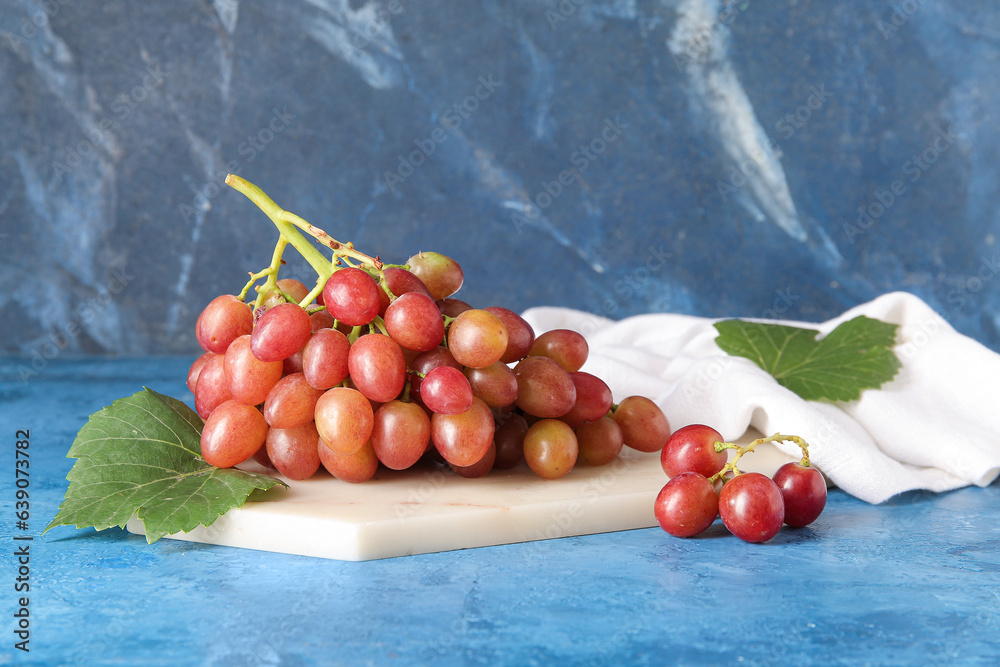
left=200, top=400, right=269, bottom=468
left=314, top=387, right=375, bottom=455
left=261, top=278, right=311, bottom=310
left=382, top=266, right=432, bottom=300
left=384, top=292, right=446, bottom=352
left=251, top=302, right=312, bottom=362
left=575, top=416, right=624, bottom=466
left=323, top=267, right=380, bottom=326
left=447, top=309, right=508, bottom=368
left=282, top=349, right=305, bottom=375
left=347, top=333, right=406, bottom=403
left=406, top=251, right=464, bottom=300
left=431, top=397, right=494, bottom=467
left=420, top=366, right=474, bottom=415
left=263, top=372, right=324, bottom=429
left=302, top=328, right=351, bottom=390
left=718, top=473, right=785, bottom=543
left=529, top=329, right=588, bottom=372
left=513, top=355, right=577, bottom=418
left=451, top=443, right=496, bottom=478
left=612, top=396, right=670, bottom=453
left=310, top=310, right=336, bottom=332
left=654, top=472, right=719, bottom=538
left=523, top=419, right=578, bottom=479
left=265, top=422, right=322, bottom=480
left=772, top=463, right=827, bottom=527
left=371, top=400, right=431, bottom=470
left=318, top=439, right=379, bottom=483
left=493, top=413, right=528, bottom=469
left=224, top=334, right=283, bottom=406
left=560, top=371, right=613, bottom=428
left=437, top=297, right=472, bottom=318
left=464, top=362, right=519, bottom=408
left=187, top=351, right=215, bottom=394
left=194, top=353, right=233, bottom=419
left=196, top=295, right=253, bottom=353
left=661, top=424, right=727, bottom=478
left=484, top=307, right=535, bottom=364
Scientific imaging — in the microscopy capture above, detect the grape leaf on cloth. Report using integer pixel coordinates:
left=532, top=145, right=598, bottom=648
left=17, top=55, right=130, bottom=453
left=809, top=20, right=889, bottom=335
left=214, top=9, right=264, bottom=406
left=45, top=388, right=284, bottom=543
left=713, top=315, right=901, bottom=402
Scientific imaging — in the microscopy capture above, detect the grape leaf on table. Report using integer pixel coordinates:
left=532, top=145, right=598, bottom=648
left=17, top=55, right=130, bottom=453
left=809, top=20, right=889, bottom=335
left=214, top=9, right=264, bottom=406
left=713, top=315, right=901, bottom=402
left=44, top=388, right=285, bottom=544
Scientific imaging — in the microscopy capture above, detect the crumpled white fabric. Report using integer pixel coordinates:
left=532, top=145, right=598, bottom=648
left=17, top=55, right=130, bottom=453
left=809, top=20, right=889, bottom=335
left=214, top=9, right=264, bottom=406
left=521, top=291, right=1000, bottom=504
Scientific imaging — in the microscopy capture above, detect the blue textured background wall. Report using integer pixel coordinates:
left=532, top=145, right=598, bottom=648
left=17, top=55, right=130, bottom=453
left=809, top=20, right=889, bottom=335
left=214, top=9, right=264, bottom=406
left=2, top=0, right=998, bottom=357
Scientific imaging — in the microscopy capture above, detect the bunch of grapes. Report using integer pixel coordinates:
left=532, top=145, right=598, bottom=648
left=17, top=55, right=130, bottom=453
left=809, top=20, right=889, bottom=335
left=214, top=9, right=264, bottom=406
left=186, top=176, right=671, bottom=484
left=654, top=426, right=827, bottom=543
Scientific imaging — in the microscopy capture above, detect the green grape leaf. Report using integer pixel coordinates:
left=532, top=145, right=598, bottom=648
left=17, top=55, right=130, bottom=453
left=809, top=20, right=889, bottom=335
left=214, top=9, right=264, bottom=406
left=44, top=388, right=285, bottom=544
left=713, top=315, right=902, bottom=402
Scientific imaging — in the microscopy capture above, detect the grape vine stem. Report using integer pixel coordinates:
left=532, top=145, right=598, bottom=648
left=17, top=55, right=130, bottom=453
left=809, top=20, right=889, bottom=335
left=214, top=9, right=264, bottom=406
left=709, top=433, right=812, bottom=484
left=224, top=174, right=395, bottom=305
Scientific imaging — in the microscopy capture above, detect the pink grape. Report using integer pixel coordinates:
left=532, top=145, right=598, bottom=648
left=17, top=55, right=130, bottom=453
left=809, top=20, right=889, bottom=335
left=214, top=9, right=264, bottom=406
left=661, top=424, right=727, bottom=478
left=718, top=472, right=785, bottom=543
left=560, top=371, right=613, bottom=428
left=523, top=419, right=578, bottom=480
left=194, top=353, right=233, bottom=419
left=310, top=310, right=336, bottom=332
left=266, top=422, right=322, bottom=480
left=773, top=462, right=827, bottom=527
left=409, top=346, right=461, bottom=399
left=318, top=439, right=379, bottom=483
left=493, top=413, right=528, bottom=469
left=654, top=472, right=719, bottom=538
left=420, top=366, right=474, bottom=415
left=371, top=400, right=431, bottom=470
left=451, top=443, right=496, bottom=478
left=323, top=267, right=380, bottom=326
left=384, top=292, right=446, bottom=352
left=406, top=251, right=464, bottom=300
left=348, top=333, right=406, bottom=403
left=437, top=297, right=472, bottom=318
left=382, top=266, right=432, bottom=300
left=200, top=400, right=269, bottom=468
left=282, top=349, right=305, bottom=375
left=612, top=396, right=670, bottom=453
left=187, top=351, right=215, bottom=394
left=464, top=362, right=519, bottom=408
left=251, top=302, right=312, bottom=362
left=575, top=416, right=624, bottom=466
left=261, top=278, right=311, bottom=310
left=529, top=329, right=588, bottom=372
left=302, top=328, right=351, bottom=390
left=263, top=372, right=325, bottom=429
left=484, top=307, right=535, bottom=364
left=314, top=387, right=375, bottom=455
left=513, top=355, right=577, bottom=418
left=447, top=309, right=508, bottom=368
left=431, top=397, right=494, bottom=467
left=223, top=334, right=283, bottom=406
left=196, top=295, right=253, bottom=353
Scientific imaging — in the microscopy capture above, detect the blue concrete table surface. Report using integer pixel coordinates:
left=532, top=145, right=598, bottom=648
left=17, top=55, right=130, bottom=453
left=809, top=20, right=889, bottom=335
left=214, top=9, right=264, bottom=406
left=2, top=358, right=1000, bottom=666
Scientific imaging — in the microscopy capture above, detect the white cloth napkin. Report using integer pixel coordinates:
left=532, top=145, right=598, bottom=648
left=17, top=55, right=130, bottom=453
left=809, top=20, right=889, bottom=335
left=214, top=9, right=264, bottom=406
left=521, top=291, right=1000, bottom=504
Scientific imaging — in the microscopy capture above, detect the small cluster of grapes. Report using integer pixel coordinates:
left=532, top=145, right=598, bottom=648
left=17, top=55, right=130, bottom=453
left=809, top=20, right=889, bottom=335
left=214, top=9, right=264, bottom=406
left=187, top=249, right=671, bottom=483
left=654, top=425, right=827, bottom=543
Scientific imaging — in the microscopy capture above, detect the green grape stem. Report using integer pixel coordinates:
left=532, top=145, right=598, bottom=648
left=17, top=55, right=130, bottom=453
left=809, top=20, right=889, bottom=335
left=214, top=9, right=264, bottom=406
left=238, top=236, right=288, bottom=307
left=224, top=174, right=392, bottom=306
left=709, top=433, right=812, bottom=484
